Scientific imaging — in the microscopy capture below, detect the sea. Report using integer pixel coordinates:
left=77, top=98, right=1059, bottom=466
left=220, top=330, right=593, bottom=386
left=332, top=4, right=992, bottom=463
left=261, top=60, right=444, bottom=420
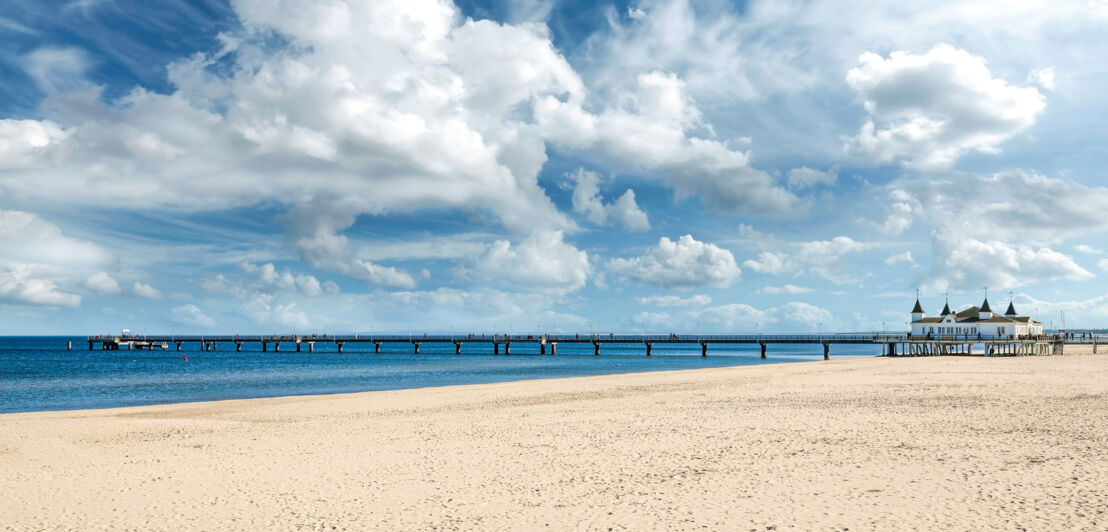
left=0, top=336, right=882, bottom=414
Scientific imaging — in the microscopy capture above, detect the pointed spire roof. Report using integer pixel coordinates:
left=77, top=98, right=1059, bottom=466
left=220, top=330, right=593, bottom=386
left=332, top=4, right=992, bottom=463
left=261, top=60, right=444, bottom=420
left=980, top=297, right=992, bottom=313
left=1005, top=301, right=1017, bottom=316
left=912, top=298, right=924, bottom=314
left=941, top=302, right=951, bottom=316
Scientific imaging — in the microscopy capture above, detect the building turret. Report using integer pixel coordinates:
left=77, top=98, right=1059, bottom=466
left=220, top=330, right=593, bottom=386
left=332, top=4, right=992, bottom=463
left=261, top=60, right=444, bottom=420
left=1005, top=301, right=1017, bottom=317
left=979, top=297, right=993, bottom=320
left=940, top=302, right=951, bottom=316
left=911, top=298, right=924, bottom=322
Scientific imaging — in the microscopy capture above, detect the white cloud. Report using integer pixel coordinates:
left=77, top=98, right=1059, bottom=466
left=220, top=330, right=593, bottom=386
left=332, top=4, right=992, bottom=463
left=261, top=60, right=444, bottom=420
left=925, top=236, right=1092, bottom=292
left=2, top=0, right=589, bottom=266
left=636, top=294, right=712, bottom=307
left=884, top=251, right=916, bottom=267
left=0, top=209, right=114, bottom=308
left=1074, top=244, right=1103, bottom=255
left=877, top=200, right=913, bottom=236
left=84, top=272, right=120, bottom=295
left=132, top=282, right=163, bottom=300
left=758, top=284, right=813, bottom=295
left=0, top=264, right=81, bottom=308
left=742, top=235, right=868, bottom=285
left=22, top=47, right=89, bottom=94
left=786, top=166, right=837, bottom=189
left=567, top=168, right=650, bottom=231
left=887, top=171, right=1108, bottom=291
left=281, top=207, right=419, bottom=289
left=692, top=301, right=835, bottom=332
left=170, top=304, right=216, bottom=328
left=1097, top=258, right=1108, bottom=272
left=846, top=44, right=1046, bottom=170
left=472, top=230, right=590, bottom=293
left=536, top=71, right=802, bottom=215
left=1028, top=66, right=1055, bottom=90
left=609, top=234, right=741, bottom=289
left=0, top=209, right=114, bottom=268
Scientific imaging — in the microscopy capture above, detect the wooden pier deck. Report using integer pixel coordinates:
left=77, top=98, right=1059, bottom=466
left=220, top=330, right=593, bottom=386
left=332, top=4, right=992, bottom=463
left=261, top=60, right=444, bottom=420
left=79, top=332, right=1084, bottom=358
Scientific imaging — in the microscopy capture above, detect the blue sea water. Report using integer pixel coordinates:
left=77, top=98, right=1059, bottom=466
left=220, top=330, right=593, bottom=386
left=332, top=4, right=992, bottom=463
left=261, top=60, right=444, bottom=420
left=0, top=336, right=880, bottom=414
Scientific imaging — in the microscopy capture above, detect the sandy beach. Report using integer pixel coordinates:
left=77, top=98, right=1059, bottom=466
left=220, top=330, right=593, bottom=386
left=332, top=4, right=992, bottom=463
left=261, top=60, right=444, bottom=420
left=3, top=350, right=1107, bottom=530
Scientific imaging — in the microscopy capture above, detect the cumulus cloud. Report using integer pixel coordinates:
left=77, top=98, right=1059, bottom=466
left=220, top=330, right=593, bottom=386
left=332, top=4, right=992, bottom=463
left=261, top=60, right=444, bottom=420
left=691, top=301, right=835, bottom=332
left=608, top=234, right=740, bottom=289
left=884, top=251, right=916, bottom=267
left=846, top=45, right=1046, bottom=170
left=132, top=282, right=162, bottom=300
left=925, top=236, right=1092, bottom=293
left=281, top=206, right=418, bottom=289
left=471, top=230, right=590, bottom=293
left=636, top=294, right=711, bottom=307
left=170, top=304, right=216, bottom=328
left=1, top=0, right=585, bottom=266
left=786, top=166, right=837, bottom=189
left=0, top=209, right=114, bottom=308
left=1028, top=67, right=1055, bottom=90
left=884, top=170, right=1108, bottom=291
left=84, top=272, right=121, bottom=295
left=567, top=168, right=650, bottom=231
left=537, top=71, right=802, bottom=215
left=742, top=236, right=868, bottom=285
left=1, top=265, right=81, bottom=308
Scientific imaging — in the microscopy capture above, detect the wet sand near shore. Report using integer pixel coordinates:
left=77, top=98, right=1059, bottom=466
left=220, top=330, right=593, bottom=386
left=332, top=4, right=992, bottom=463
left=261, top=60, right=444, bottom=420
left=2, top=351, right=1106, bottom=530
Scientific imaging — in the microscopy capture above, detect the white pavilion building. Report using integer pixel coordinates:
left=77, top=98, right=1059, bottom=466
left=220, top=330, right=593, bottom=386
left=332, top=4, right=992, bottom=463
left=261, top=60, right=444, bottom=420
left=910, top=296, right=1044, bottom=339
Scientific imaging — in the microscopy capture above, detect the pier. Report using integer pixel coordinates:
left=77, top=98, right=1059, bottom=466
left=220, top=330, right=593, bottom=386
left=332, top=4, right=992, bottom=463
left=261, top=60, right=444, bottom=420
left=80, top=332, right=1080, bottom=358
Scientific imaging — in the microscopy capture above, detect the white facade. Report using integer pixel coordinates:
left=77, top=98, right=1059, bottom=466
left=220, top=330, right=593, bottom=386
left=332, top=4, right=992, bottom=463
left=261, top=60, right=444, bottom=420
left=909, top=298, right=1043, bottom=339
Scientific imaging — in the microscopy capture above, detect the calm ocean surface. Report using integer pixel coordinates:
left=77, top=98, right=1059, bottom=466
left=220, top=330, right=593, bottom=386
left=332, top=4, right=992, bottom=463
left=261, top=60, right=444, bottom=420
left=0, top=336, right=880, bottom=414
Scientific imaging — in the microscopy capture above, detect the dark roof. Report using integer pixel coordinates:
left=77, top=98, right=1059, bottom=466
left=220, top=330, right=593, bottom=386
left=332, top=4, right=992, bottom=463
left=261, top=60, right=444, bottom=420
left=1005, top=301, right=1017, bottom=315
left=980, top=297, right=992, bottom=313
left=940, top=302, right=951, bottom=316
left=912, top=299, right=924, bottom=313
left=914, top=317, right=943, bottom=323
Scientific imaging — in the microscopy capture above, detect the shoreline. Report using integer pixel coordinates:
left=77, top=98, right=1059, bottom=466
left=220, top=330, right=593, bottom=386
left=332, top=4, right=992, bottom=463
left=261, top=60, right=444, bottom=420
left=3, top=352, right=1106, bottom=529
left=1, top=349, right=878, bottom=416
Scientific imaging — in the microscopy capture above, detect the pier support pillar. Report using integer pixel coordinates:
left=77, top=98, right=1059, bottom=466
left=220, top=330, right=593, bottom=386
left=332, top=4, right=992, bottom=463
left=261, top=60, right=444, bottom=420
left=296, top=342, right=301, bottom=352
left=594, top=342, right=600, bottom=356
left=176, top=342, right=182, bottom=351
left=550, top=343, right=556, bottom=355
left=455, top=342, right=462, bottom=354
left=89, top=341, right=93, bottom=350
left=540, top=343, right=546, bottom=355
left=236, top=342, right=242, bottom=352
left=274, top=342, right=280, bottom=352
left=375, top=342, right=381, bottom=354
left=67, top=341, right=71, bottom=350
left=412, top=342, right=419, bottom=354
left=701, top=343, right=708, bottom=357
left=262, top=342, right=267, bottom=352
left=823, top=343, right=830, bottom=360
left=494, top=342, right=499, bottom=355
left=309, top=342, right=314, bottom=353
left=645, top=342, right=653, bottom=356
left=504, top=343, right=510, bottom=355
left=337, top=342, right=344, bottom=353
left=211, top=342, right=217, bottom=351
left=760, top=343, right=766, bottom=359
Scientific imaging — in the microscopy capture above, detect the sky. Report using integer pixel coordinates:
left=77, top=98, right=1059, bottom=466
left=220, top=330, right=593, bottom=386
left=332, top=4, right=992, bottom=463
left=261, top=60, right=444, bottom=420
left=2, top=0, right=1108, bottom=335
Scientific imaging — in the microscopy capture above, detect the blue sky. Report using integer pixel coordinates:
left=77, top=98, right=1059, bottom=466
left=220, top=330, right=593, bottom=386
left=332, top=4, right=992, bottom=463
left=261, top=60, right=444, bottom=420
left=2, top=0, right=1108, bottom=334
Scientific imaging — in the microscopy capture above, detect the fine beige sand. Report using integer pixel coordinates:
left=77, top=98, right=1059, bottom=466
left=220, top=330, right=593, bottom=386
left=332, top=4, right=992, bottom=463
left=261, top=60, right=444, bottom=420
left=3, top=352, right=1107, bottom=531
